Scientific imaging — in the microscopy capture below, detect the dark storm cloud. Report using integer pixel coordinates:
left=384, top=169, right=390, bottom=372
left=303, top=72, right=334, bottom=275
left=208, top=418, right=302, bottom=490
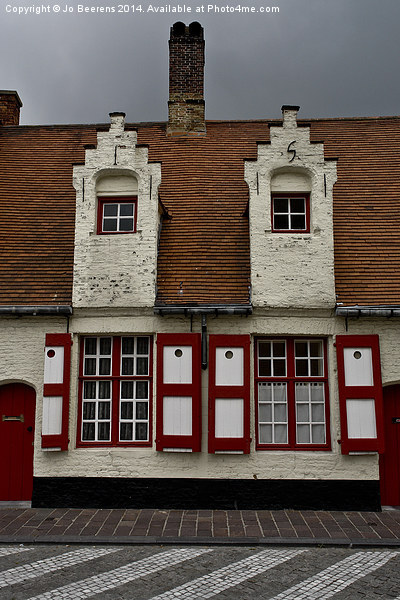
left=1, top=0, right=399, bottom=125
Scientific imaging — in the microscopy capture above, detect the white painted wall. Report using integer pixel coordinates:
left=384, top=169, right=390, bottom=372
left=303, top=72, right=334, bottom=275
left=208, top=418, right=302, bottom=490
left=72, top=114, right=161, bottom=309
left=3, top=311, right=398, bottom=484
left=27, top=309, right=400, bottom=483
left=0, top=317, right=69, bottom=473
left=245, top=107, right=337, bottom=309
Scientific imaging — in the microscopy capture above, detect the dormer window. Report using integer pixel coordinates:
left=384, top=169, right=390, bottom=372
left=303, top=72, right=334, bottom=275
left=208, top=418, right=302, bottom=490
left=97, top=197, right=137, bottom=234
left=271, top=193, right=310, bottom=233
left=96, top=173, right=139, bottom=235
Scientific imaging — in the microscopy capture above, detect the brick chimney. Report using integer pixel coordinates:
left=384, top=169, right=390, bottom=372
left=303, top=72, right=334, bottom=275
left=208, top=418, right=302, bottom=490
left=0, top=91, right=22, bottom=126
left=168, top=21, right=205, bottom=136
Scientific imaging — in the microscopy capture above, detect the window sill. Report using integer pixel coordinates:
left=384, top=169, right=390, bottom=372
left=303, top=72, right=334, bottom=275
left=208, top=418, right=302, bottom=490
left=256, top=444, right=331, bottom=452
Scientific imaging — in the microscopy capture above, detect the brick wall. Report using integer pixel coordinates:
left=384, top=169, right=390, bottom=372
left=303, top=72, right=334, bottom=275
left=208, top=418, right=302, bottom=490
left=168, top=22, right=206, bottom=135
left=0, top=91, right=22, bottom=125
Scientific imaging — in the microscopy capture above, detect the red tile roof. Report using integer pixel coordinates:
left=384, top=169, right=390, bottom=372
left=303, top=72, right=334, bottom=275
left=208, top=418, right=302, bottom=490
left=0, top=116, right=399, bottom=307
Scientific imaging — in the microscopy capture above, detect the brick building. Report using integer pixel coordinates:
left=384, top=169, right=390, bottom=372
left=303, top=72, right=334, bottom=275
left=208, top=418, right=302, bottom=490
left=1, top=22, right=400, bottom=510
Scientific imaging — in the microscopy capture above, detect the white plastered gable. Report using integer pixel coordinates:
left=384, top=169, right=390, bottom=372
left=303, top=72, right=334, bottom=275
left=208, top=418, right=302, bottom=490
left=245, top=106, right=337, bottom=309
left=72, top=113, right=161, bottom=309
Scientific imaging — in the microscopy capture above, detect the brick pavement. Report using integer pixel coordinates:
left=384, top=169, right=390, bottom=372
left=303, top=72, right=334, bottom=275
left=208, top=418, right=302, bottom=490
left=1, top=507, right=400, bottom=546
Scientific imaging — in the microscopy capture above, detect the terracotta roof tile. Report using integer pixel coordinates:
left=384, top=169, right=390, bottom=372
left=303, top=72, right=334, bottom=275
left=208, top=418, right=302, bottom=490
left=1, top=116, right=399, bottom=307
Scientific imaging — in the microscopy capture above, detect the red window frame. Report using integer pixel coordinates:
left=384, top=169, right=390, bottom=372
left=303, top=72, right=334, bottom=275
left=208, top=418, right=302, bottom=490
left=336, top=334, right=384, bottom=454
left=255, top=337, right=331, bottom=451
left=156, top=333, right=202, bottom=452
left=97, top=196, right=137, bottom=235
left=42, top=333, right=72, bottom=451
left=271, top=193, right=310, bottom=233
left=77, top=335, right=153, bottom=448
left=208, top=335, right=251, bottom=454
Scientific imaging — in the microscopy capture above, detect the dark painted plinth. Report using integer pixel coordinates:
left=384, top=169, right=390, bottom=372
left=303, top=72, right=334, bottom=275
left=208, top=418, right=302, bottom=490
left=32, top=477, right=381, bottom=511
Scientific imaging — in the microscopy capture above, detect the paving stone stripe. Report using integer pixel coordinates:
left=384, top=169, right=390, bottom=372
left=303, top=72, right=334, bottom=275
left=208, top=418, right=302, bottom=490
left=269, top=550, right=399, bottom=600
left=0, top=546, right=120, bottom=588
left=27, top=547, right=212, bottom=600
left=0, top=546, right=31, bottom=557
left=148, top=548, right=307, bottom=600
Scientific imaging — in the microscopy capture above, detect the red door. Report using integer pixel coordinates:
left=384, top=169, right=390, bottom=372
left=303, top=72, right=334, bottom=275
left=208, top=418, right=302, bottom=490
left=380, top=385, right=400, bottom=506
left=0, top=383, right=36, bottom=501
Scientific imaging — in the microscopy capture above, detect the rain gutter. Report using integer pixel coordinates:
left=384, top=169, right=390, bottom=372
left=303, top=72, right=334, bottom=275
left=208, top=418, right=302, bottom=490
left=0, top=306, right=73, bottom=316
left=336, top=306, right=400, bottom=318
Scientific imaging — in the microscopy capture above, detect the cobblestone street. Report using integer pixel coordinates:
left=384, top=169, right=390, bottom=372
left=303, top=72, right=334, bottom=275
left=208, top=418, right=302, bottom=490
left=0, top=544, right=400, bottom=600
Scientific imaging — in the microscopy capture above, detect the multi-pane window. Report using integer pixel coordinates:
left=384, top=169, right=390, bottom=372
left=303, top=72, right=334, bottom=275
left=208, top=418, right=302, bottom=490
left=256, top=338, right=329, bottom=449
left=271, top=194, right=310, bottom=232
left=97, top=197, right=137, bottom=234
left=79, top=336, right=152, bottom=446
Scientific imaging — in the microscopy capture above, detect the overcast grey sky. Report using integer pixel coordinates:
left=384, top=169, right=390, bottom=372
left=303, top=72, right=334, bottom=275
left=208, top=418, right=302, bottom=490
left=1, top=0, right=399, bottom=125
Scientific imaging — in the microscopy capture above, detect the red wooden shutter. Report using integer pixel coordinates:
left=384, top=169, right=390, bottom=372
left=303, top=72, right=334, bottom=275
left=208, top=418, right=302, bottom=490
left=208, top=335, right=251, bottom=454
left=336, top=334, right=384, bottom=454
left=42, top=333, right=72, bottom=451
left=156, top=333, right=201, bottom=452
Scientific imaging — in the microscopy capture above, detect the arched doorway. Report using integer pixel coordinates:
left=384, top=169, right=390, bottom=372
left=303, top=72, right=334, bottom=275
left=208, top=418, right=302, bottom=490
left=380, top=384, right=400, bottom=506
left=0, top=383, right=36, bottom=501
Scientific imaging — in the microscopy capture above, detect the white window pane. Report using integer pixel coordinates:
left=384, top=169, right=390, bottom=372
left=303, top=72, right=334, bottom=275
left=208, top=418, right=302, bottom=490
left=310, top=383, right=324, bottom=402
left=259, top=424, right=272, bottom=444
left=274, top=424, right=288, bottom=444
left=311, top=403, right=325, bottom=422
left=273, top=383, right=286, bottom=402
left=297, top=424, right=310, bottom=444
left=297, top=404, right=309, bottom=422
left=258, top=382, right=272, bottom=402
left=295, top=383, right=309, bottom=402
left=274, top=403, right=287, bottom=422
left=312, top=424, right=325, bottom=444
left=259, top=404, right=272, bottom=422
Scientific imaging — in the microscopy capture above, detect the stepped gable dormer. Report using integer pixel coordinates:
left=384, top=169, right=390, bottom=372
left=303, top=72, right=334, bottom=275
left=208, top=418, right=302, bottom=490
left=72, top=113, right=161, bottom=309
left=245, top=105, right=338, bottom=309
